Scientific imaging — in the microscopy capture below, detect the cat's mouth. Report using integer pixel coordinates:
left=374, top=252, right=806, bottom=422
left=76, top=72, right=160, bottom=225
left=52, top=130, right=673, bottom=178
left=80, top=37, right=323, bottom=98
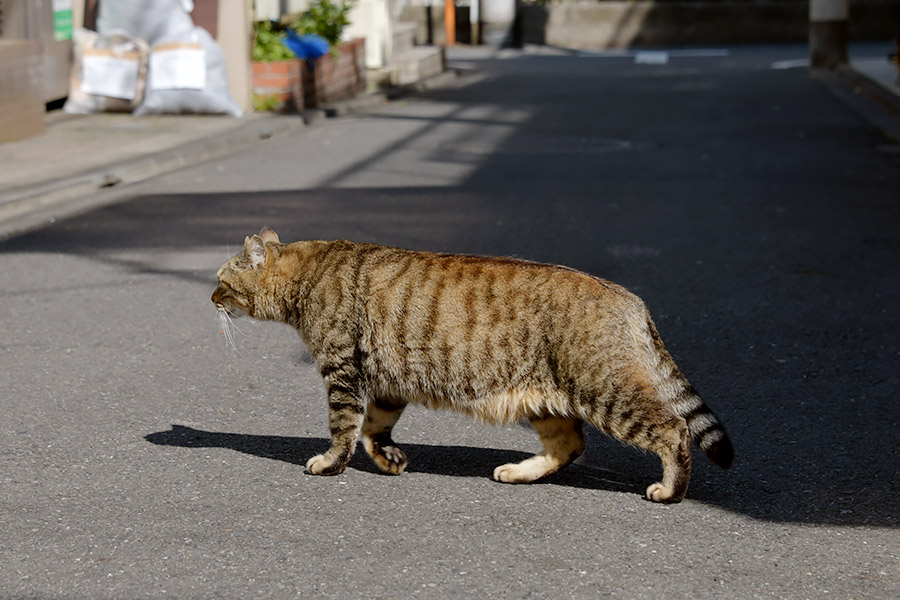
left=216, top=303, right=247, bottom=318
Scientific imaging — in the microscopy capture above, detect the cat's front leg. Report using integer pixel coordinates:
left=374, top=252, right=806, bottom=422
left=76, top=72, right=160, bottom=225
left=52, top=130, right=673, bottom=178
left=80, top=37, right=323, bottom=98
left=306, top=376, right=365, bottom=476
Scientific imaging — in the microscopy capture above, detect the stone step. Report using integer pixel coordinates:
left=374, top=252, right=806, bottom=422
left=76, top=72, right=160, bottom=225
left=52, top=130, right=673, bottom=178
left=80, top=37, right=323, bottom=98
left=366, top=67, right=395, bottom=92
left=392, top=21, right=417, bottom=56
left=391, top=45, right=445, bottom=86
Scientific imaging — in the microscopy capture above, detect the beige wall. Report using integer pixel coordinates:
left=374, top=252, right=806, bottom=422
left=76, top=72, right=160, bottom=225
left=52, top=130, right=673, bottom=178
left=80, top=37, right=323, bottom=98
left=217, top=0, right=251, bottom=113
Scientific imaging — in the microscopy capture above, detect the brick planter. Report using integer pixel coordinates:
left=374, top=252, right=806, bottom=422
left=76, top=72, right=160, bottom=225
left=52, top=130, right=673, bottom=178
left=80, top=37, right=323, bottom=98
left=251, top=59, right=303, bottom=113
left=251, top=39, right=367, bottom=112
left=301, top=38, right=367, bottom=109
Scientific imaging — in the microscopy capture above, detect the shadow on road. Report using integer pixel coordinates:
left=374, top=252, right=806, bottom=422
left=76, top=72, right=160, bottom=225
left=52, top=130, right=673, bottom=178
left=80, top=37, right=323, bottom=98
left=144, top=422, right=898, bottom=528
left=144, top=424, right=666, bottom=499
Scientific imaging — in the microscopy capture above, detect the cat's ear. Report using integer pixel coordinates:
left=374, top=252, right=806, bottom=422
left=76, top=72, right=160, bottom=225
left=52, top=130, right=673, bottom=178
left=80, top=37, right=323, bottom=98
left=259, top=226, right=280, bottom=245
left=243, top=235, right=267, bottom=270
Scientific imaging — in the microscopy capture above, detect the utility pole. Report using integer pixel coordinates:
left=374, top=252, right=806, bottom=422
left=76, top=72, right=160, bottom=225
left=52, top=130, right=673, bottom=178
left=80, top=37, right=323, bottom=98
left=810, top=0, right=849, bottom=69
left=445, top=0, right=456, bottom=46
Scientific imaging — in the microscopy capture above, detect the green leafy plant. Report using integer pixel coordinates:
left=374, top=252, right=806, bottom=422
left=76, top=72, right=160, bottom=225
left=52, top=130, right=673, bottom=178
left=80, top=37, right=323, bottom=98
left=252, top=93, right=283, bottom=112
left=252, top=21, right=295, bottom=62
left=292, top=0, right=356, bottom=47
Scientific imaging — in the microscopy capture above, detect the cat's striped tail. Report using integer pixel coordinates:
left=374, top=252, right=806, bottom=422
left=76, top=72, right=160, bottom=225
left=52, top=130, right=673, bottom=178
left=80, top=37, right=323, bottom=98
left=647, top=317, right=734, bottom=469
left=647, top=316, right=734, bottom=468
left=669, top=384, right=734, bottom=469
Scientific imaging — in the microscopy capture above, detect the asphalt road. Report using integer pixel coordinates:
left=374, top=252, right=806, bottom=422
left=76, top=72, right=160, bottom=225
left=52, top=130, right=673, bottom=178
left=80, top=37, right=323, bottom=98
left=1, top=45, right=898, bottom=598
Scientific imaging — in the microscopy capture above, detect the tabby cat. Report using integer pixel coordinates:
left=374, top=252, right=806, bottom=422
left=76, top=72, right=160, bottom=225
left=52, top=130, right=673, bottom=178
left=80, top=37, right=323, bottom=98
left=212, top=227, right=733, bottom=503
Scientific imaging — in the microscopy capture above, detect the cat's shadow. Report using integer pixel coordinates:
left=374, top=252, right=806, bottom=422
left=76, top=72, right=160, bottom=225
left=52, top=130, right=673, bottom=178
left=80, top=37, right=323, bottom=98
left=144, top=424, right=642, bottom=495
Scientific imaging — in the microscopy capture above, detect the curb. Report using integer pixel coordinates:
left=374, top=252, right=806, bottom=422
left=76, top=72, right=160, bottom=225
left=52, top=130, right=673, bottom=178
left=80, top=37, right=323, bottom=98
left=836, top=64, right=900, bottom=116
left=815, top=65, right=900, bottom=144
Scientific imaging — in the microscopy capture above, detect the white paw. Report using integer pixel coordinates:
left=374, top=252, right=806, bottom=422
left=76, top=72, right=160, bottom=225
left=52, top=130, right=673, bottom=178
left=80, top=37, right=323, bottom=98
left=493, top=463, right=521, bottom=483
left=305, top=454, right=330, bottom=475
left=645, top=482, right=681, bottom=503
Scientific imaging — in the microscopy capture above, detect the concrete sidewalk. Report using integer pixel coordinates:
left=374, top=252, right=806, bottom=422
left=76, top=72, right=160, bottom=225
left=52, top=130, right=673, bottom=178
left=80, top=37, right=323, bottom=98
left=853, top=56, right=900, bottom=93
left=0, top=69, right=462, bottom=240
left=0, top=111, right=307, bottom=235
left=848, top=44, right=900, bottom=118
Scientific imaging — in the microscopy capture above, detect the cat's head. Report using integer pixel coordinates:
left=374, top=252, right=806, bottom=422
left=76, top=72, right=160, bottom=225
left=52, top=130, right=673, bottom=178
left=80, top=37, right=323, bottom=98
left=211, top=226, right=281, bottom=319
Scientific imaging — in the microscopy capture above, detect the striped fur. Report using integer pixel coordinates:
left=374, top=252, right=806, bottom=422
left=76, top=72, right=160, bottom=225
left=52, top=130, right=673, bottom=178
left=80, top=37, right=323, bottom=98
left=212, top=228, right=733, bottom=503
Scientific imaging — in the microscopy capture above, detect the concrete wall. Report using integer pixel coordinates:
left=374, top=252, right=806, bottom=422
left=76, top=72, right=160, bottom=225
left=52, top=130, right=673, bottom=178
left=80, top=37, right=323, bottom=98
left=0, top=40, right=45, bottom=142
left=217, top=0, right=251, bottom=113
left=520, top=1, right=899, bottom=49
left=0, top=0, right=73, bottom=102
left=345, top=0, right=390, bottom=69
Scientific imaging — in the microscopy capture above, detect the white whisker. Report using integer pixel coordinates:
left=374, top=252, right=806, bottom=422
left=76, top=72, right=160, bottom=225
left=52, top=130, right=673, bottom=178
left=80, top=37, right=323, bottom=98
left=225, top=309, right=247, bottom=337
left=217, top=309, right=242, bottom=354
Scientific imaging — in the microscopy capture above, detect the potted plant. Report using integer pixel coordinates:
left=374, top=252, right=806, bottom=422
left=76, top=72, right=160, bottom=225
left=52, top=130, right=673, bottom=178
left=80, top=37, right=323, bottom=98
left=291, top=1, right=366, bottom=108
left=250, top=3, right=366, bottom=112
left=250, top=20, right=302, bottom=112
left=291, top=0, right=355, bottom=51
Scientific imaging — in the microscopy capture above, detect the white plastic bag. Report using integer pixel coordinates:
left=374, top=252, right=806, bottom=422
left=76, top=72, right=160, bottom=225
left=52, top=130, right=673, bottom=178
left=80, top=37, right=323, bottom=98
left=135, top=27, right=242, bottom=116
left=97, top=0, right=195, bottom=45
left=63, top=29, right=149, bottom=114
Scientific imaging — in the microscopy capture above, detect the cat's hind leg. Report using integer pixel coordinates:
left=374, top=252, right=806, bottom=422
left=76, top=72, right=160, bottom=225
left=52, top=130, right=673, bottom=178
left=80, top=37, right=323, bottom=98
left=592, top=386, right=692, bottom=503
left=361, top=397, right=409, bottom=474
left=642, top=422, right=691, bottom=503
left=493, top=416, right=585, bottom=483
